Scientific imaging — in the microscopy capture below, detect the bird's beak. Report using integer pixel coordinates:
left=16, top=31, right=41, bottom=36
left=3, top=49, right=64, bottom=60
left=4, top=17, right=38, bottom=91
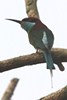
left=6, top=19, right=21, bottom=24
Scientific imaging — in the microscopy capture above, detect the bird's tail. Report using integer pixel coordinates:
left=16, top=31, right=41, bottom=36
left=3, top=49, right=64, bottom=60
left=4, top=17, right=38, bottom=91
left=43, top=50, right=55, bottom=88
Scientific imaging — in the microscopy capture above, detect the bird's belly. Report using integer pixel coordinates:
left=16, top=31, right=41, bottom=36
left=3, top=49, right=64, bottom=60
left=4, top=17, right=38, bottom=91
left=28, top=35, right=45, bottom=50
left=29, top=37, right=39, bottom=49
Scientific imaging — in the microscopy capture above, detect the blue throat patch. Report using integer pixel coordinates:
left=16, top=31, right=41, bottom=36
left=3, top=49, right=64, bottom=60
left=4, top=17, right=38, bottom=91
left=21, top=22, right=35, bottom=32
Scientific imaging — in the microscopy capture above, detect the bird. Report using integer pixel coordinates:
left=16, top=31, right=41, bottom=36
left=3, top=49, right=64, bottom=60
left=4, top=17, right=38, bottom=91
left=6, top=17, right=55, bottom=87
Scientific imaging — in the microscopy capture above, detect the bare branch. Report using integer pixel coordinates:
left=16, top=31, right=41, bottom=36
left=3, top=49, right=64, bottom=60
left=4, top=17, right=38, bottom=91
left=1, top=78, right=19, bottom=100
left=0, top=48, right=66, bottom=72
left=39, top=85, right=67, bottom=100
left=25, top=0, right=39, bottom=18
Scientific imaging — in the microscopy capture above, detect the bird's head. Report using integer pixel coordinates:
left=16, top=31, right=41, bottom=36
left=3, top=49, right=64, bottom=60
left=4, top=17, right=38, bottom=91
left=6, top=17, right=40, bottom=32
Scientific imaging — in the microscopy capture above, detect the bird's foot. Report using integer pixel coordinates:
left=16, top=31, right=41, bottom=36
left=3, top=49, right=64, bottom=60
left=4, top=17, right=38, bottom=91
left=36, top=49, right=39, bottom=53
left=36, top=49, right=43, bottom=53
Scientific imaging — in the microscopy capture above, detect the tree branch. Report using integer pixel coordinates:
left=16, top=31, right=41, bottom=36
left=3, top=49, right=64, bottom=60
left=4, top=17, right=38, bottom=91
left=1, top=78, right=19, bottom=100
left=39, top=85, right=67, bottom=100
left=25, top=0, right=39, bottom=18
left=0, top=48, right=66, bottom=72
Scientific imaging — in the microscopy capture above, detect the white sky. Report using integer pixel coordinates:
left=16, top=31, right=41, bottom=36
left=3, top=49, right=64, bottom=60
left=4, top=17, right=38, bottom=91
left=0, top=0, right=67, bottom=100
